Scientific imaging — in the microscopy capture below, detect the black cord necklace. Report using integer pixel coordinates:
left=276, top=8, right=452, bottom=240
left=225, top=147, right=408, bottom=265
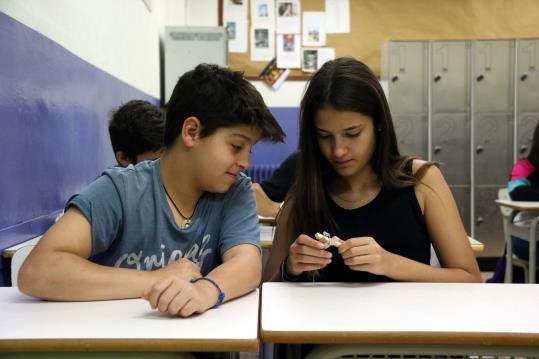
left=163, top=184, right=198, bottom=229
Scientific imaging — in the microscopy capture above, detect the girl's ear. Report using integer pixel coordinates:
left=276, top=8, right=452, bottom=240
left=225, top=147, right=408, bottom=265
left=180, top=117, right=202, bottom=148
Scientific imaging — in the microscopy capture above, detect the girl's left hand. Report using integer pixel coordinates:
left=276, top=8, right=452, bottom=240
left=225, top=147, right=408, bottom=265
left=338, top=236, right=392, bottom=275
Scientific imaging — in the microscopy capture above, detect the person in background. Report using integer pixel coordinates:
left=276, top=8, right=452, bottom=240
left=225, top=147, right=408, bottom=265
left=265, top=57, right=481, bottom=285
left=18, top=64, right=285, bottom=318
left=252, top=151, right=299, bottom=218
left=507, top=123, right=539, bottom=262
left=108, top=100, right=165, bottom=167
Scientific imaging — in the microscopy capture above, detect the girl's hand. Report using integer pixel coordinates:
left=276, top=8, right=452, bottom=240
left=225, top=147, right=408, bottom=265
left=286, top=234, right=332, bottom=276
left=338, top=236, right=392, bottom=275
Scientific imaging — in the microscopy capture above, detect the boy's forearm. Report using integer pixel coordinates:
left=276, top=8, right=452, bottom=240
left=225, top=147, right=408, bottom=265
left=19, top=251, right=155, bottom=301
left=204, top=251, right=261, bottom=305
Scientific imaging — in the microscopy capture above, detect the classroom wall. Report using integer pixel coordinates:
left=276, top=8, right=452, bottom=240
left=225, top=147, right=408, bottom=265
left=0, top=1, right=178, bottom=281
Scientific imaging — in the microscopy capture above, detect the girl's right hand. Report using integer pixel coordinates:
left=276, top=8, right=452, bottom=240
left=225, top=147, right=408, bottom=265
left=286, top=234, right=333, bottom=276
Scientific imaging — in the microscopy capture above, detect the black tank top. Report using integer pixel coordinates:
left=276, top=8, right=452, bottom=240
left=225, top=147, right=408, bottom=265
left=319, top=161, right=431, bottom=282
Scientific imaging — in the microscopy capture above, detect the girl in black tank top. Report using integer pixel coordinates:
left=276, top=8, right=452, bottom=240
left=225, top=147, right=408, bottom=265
left=264, top=57, right=481, bottom=284
left=323, top=160, right=431, bottom=282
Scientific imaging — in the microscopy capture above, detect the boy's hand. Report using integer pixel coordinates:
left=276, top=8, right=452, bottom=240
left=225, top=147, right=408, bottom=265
left=153, top=258, right=202, bottom=282
left=142, top=276, right=215, bottom=317
left=286, top=234, right=332, bottom=276
left=338, top=236, right=392, bottom=276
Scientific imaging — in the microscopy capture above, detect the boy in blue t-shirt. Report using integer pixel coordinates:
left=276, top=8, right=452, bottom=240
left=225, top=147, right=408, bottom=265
left=18, top=64, right=285, bottom=317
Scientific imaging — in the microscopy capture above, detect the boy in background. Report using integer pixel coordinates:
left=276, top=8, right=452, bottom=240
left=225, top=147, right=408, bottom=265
left=108, top=100, right=165, bottom=167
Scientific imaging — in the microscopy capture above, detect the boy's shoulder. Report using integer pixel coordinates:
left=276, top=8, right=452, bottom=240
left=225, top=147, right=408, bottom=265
left=102, top=160, right=158, bottom=183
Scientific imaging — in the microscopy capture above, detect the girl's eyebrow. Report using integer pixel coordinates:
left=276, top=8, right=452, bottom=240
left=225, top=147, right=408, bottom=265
left=315, top=125, right=363, bottom=133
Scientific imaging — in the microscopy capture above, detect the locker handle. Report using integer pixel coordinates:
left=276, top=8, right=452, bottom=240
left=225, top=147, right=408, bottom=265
left=433, top=145, right=442, bottom=154
left=434, top=75, right=442, bottom=83
left=391, top=75, right=399, bottom=83
left=476, top=216, right=484, bottom=225
left=476, top=145, right=484, bottom=154
left=520, top=144, right=528, bottom=154
left=521, top=73, right=528, bottom=81
left=476, top=74, right=485, bottom=82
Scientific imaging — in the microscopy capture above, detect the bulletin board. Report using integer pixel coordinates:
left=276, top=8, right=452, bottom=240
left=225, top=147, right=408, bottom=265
left=220, top=0, right=539, bottom=79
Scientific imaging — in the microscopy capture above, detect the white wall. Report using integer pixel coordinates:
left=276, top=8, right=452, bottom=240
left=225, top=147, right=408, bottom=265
left=0, top=0, right=165, bottom=98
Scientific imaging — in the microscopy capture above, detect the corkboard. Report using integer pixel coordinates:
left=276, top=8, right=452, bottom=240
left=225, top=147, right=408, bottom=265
left=220, top=0, right=539, bottom=79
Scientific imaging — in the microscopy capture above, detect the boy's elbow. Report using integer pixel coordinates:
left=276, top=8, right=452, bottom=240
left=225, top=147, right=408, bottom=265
left=17, top=259, right=40, bottom=296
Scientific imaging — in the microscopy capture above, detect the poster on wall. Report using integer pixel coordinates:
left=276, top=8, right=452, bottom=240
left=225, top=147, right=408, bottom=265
left=226, top=20, right=248, bottom=52
left=302, top=48, right=335, bottom=72
left=251, top=0, right=275, bottom=27
left=224, top=0, right=248, bottom=53
left=251, top=27, right=275, bottom=61
left=325, top=0, right=350, bottom=34
left=277, top=34, right=300, bottom=68
left=276, top=0, right=300, bottom=34
left=302, top=12, right=326, bottom=47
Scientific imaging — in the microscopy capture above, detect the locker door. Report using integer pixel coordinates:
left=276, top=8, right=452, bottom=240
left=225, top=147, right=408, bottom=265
left=516, top=39, right=539, bottom=159
left=388, top=41, right=428, bottom=159
left=431, top=41, right=471, bottom=232
left=473, top=40, right=515, bottom=257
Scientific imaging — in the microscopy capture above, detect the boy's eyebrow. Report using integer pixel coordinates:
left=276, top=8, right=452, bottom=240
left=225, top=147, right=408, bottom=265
left=231, top=133, right=255, bottom=143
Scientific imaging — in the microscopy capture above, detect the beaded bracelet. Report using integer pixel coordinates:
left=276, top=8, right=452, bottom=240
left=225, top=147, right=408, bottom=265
left=190, top=277, right=225, bottom=308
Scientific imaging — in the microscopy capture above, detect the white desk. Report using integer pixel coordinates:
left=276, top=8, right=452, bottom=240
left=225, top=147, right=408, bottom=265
left=495, top=199, right=539, bottom=283
left=261, top=282, right=539, bottom=356
left=0, top=288, right=259, bottom=353
left=2, top=236, right=41, bottom=259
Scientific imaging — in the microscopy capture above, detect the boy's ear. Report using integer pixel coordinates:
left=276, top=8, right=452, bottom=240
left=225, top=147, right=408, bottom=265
left=115, top=151, right=132, bottom=167
left=181, top=117, right=202, bottom=148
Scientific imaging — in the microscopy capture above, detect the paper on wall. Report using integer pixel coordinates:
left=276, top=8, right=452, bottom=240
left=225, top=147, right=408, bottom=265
left=302, top=47, right=335, bottom=72
left=224, top=0, right=248, bottom=53
left=276, top=0, right=301, bottom=34
left=251, top=0, right=275, bottom=27
left=277, top=34, right=301, bottom=68
left=325, top=0, right=350, bottom=34
left=227, top=20, right=248, bottom=53
left=251, top=27, right=275, bottom=61
left=302, top=12, right=326, bottom=47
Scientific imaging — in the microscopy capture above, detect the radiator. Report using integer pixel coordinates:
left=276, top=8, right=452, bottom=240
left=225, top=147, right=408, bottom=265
left=244, top=164, right=279, bottom=183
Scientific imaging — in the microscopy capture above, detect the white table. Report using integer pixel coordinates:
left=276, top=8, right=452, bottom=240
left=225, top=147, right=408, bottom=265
left=495, top=199, right=539, bottom=283
left=261, top=282, right=539, bottom=356
left=2, top=236, right=41, bottom=258
left=0, top=287, right=259, bottom=353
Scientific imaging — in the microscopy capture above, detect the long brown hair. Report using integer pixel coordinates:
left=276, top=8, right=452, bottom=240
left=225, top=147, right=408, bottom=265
left=288, top=57, right=429, bottom=243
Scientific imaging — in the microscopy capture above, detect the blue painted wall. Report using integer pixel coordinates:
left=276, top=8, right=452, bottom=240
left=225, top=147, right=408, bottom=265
left=0, top=12, right=159, bottom=282
left=251, top=107, right=299, bottom=165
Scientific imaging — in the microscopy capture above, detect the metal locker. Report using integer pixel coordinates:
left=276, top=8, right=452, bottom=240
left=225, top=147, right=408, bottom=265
left=430, top=41, right=471, bottom=232
left=473, top=40, right=514, bottom=113
left=387, top=41, right=428, bottom=113
left=392, top=114, right=428, bottom=159
left=472, top=40, right=515, bottom=257
left=516, top=39, right=539, bottom=159
left=431, top=41, right=470, bottom=113
left=385, top=41, right=429, bottom=159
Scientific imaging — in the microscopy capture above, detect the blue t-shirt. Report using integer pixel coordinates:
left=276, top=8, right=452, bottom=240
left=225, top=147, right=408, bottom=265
left=67, top=160, right=260, bottom=275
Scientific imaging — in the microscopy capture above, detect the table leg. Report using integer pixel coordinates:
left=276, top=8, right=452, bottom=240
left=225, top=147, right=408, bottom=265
left=503, top=216, right=513, bottom=283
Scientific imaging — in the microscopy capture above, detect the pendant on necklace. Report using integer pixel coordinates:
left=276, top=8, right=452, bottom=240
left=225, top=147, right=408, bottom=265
left=180, top=219, right=191, bottom=229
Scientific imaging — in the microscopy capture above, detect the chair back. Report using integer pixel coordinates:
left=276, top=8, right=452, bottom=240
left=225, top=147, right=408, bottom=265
left=498, top=188, right=513, bottom=217
left=11, top=245, right=35, bottom=287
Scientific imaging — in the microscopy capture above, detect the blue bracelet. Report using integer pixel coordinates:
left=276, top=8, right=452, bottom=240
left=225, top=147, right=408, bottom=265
left=190, top=277, right=225, bottom=308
